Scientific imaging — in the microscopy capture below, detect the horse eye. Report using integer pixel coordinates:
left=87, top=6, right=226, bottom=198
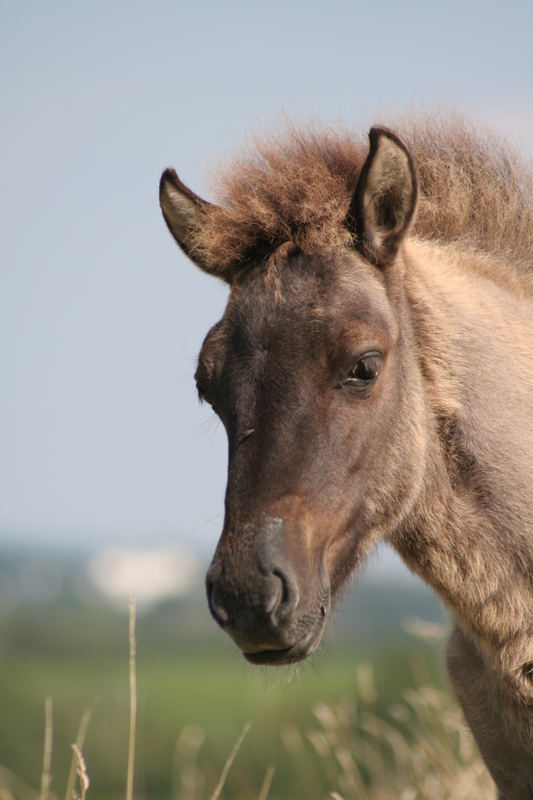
left=197, top=383, right=212, bottom=406
left=344, top=353, right=382, bottom=386
left=198, top=388, right=220, bottom=417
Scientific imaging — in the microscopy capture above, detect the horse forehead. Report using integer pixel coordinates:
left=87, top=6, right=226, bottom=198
left=226, top=269, right=321, bottom=342
left=226, top=256, right=393, bottom=347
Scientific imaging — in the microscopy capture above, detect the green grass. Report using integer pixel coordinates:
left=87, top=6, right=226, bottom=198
left=0, top=629, right=441, bottom=798
left=0, top=562, right=492, bottom=799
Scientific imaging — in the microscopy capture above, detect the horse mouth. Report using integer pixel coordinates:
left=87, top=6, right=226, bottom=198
left=242, top=624, right=324, bottom=666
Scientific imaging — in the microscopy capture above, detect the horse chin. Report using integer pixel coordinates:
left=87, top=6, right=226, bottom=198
left=242, top=623, right=325, bottom=666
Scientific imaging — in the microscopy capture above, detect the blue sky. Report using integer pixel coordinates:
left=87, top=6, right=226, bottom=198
left=1, top=0, right=532, bottom=553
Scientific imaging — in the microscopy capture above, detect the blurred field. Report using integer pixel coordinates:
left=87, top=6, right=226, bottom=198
left=0, top=546, right=492, bottom=799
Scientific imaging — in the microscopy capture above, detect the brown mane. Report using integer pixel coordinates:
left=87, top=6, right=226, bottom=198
left=190, top=116, right=533, bottom=272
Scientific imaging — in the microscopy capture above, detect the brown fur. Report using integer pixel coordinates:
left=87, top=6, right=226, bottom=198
left=190, top=116, right=533, bottom=277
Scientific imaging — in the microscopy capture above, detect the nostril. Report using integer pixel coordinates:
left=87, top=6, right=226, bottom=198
left=271, top=567, right=299, bottom=616
left=206, top=575, right=229, bottom=627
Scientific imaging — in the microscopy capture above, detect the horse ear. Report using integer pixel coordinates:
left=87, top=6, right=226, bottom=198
left=347, top=127, right=417, bottom=267
left=159, top=168, right=226, bottom=278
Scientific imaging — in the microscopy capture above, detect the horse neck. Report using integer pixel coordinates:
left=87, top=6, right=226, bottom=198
left=393, top=238, right=533, bottom=655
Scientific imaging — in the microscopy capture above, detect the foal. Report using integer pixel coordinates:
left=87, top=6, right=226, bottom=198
left=159, top=119, right=533, bottom=798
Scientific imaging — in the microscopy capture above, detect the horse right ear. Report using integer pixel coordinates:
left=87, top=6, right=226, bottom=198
left=159, top=169, right=227, bottom=279
left=346, top=127, right=417, bottom=268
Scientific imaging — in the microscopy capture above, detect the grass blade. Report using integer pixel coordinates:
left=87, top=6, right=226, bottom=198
left=126, top=598, right=137, bottom=800
left=39, top=698, right=53, bottom=800
left=0, top=765, right=39, bottom=800
left=257, top=765, right=275, bottom=800
left=208, top=722, right=251, bottom=800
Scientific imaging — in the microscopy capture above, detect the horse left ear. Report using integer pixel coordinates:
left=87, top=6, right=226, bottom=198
left=160, top=168, right=230, bottom=279
left=347, top=127, right=417, bottom=267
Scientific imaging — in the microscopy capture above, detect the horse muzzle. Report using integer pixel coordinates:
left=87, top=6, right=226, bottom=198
left=205, top=517, right=330, bottom=665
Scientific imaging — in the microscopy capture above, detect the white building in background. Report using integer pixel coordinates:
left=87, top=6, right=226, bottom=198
left=87, top=545, right=201, bottom=609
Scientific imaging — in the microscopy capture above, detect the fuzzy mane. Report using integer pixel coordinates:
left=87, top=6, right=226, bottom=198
left=189, top=116, right=533, bottom=272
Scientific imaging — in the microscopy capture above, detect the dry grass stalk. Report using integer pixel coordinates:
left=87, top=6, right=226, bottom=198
left=70, top=746, right=89, bottom=800
left=208, top=722, right=251, bottom=800
left=39, top=698, right=53, bottom=800
left=257, top=765, right=275, bottom=800
left=287, top=678, right=495, bottom=800
left=126, top=598, right=137, bottom=800
left=64, top=707, right=94, bottom=800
